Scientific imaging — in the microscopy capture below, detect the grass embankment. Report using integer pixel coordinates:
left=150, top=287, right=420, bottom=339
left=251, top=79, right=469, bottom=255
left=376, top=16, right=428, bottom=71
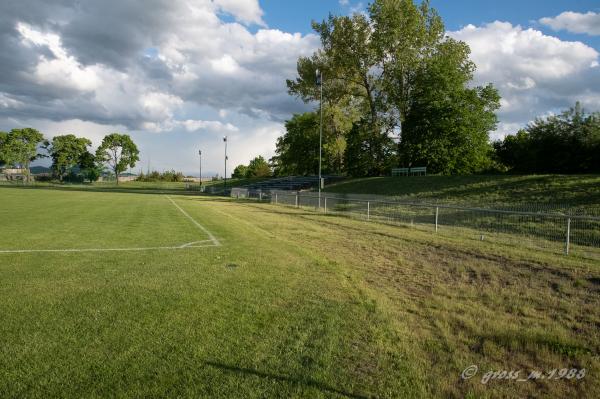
left=324, top=175, right=600, bottom=211
left=0, top=187, right=598, bottom=398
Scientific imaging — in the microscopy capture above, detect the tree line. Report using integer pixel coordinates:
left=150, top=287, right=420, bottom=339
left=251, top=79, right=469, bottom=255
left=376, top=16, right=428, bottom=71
left=493, top=103, right=600, bottom=174
left=136, top=170, right=185, bottom=182
left=0, top=129, right=139, bottom=184
left=232, top=156, right=272, bottom=179
left=269, top=0, right=598, bottom=177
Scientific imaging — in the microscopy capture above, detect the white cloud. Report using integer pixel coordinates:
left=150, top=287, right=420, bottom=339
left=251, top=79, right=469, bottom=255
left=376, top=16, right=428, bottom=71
left=17, top=22, right=101, bottom=92
left=0, top=93, right=24, bottom=109
left=179, top=119, right=239, bottom=133
left=450, top=21, right=600, bottom=139
left=213, top=0, right=265, bottom=26
left=0, top=0, right=321, bottom=174
left=210, top=54, right=242, bottom=74
left=540, top=11, right=600, bottom=36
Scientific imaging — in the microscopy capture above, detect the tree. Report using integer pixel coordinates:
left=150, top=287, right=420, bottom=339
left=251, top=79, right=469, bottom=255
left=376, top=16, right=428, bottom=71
left=272, top=113, right=320, bottom=176
left=286, top=0, right=499, bottom=176
left=492, top=130, right=531, bottom=172
left=79, top=150, right=102, bottom=182
left=345, top=119, right=397, bottom=176
left=232, top=164, right=248, bottom=179
left=493, top=103, right=600, bottom=173
left=45, top=134, right=92, bottom=181
left=95, top=133, right=139, bottom=184
left=287, top=13, right=387, bottom=176
left=0, top=131, right=7, bottom=167
left=398, top=39, right=501, bottom=174
left=246, top=156, right=271, bottom=178
left=369, top=0, right=446, bottom=130
left=0, top=128, right=45, bottom=180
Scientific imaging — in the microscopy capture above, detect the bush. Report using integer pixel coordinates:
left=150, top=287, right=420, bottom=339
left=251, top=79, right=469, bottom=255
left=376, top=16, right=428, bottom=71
left=136, top=170, right=184, bottom=182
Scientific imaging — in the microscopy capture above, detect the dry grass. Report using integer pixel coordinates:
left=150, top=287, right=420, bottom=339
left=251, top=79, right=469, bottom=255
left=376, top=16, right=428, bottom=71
left=222, top=200, right=600, bottom=398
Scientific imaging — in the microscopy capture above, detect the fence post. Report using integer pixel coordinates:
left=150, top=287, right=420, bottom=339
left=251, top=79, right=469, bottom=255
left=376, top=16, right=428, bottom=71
left=565, top=217, right=571, bottom=255
left=295, top=193, right=299, bottom=208
left=367, top=201, right=370, bottom=221
left=324, top=197, right=327, bottom=214
left=275, top=193, right=278, bottom=204
left=435, top=206, right=439, bottom=232
left=259, top=191, right=262, bottom=201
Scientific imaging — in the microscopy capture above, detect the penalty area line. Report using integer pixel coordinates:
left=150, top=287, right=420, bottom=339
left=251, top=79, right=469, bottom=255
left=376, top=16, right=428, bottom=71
left=166, top=196, right=221, bottom=247
left=0, top=244, right=217, bottom=254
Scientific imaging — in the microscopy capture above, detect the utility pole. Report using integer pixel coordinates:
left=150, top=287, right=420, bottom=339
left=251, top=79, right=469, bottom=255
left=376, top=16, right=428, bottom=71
left=316, top=69, right=323, bottom=210
left=198, top=149, right=202, bottom=191
left=223, top=136, right=228, bottom=192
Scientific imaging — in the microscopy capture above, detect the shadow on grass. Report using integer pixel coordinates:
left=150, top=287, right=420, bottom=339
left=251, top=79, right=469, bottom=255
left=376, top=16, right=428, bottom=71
left=203, top=360, right=369, bottom=399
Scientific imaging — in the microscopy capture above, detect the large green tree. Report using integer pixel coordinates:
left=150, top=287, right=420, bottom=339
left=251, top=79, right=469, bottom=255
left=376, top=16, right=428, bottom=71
left=232, top=164, right=248, bottom=179
left=78, top=150, right=102, bottom=182
left=0, top=131, right=8, bottom=167
left=0, top=128, right=45, bottom=179
left=45, top=134, right=92, bottom=181
left=345, top=119, right=398, bottom=176
left=286, top=0, right=500, bottom=176
left=398, top=40, right=500, bottom=174
left=272, top=113, right=320, bottom=176
left=246, top=156, right=272, bottom=178
left=95, top=133, right=139, bottom=184
left=287, top=13, right=388, bottom=175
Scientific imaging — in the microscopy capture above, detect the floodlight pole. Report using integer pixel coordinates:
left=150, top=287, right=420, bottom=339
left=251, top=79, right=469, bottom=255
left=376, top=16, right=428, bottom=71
left=198, top=149, right=202, bottom=190
left=317, top=69, right=323, bottom=211
left=223, top=136, right=228, bottom=192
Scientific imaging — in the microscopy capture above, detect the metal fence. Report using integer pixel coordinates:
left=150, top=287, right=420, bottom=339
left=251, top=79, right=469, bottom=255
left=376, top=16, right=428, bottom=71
left=234, top=189, right=600, bottom=260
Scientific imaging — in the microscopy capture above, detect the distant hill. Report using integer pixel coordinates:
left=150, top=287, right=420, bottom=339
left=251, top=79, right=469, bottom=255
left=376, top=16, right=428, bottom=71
left=30, top=166, right=51, bottom=174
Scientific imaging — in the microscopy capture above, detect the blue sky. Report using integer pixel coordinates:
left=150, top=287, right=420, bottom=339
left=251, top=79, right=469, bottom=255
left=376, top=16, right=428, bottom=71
left=262, top=0, right=600, bottom=50
left=1, top=0, right=599, bottom=176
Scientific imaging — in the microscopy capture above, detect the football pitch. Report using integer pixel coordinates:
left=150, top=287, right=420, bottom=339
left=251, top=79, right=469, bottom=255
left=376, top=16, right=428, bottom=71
left=0, top=187, right=598, bottom=398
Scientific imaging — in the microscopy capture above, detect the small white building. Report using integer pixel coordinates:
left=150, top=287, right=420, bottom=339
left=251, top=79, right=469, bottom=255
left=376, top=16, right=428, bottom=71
left=0, top=168, right=29, bottom=181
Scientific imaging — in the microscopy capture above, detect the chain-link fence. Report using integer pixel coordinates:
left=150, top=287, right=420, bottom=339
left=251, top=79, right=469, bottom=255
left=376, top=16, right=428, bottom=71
left=231, top=188, right=600, bottom=260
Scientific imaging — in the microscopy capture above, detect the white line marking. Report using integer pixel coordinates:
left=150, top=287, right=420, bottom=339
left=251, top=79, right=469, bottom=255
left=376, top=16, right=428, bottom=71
left=179, top=240, right=213, bottom=248
left=0, top=245, right=217, bottom=254
left=166, top=196, right=221, bottom=246
left=0, top=197, right=221, bottom=254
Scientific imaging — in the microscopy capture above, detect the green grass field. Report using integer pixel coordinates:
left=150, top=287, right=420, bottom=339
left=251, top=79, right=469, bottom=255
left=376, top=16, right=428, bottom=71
left=1, top=186, right=599, bottom=398
left=0, top=177, right=262, bottom=194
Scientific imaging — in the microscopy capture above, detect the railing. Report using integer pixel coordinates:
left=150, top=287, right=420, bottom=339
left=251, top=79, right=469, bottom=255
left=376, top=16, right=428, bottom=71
left=239, top=190, right=600, bottom=259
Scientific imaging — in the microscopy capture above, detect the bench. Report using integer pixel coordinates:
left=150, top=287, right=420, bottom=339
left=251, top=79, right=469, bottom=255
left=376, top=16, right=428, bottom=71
left=391, top=168, right=409, bottom=177
left=410, top=167, right=427, bottom=176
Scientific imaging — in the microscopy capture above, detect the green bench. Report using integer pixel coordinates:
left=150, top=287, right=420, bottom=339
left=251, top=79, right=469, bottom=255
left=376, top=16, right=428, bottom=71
left=391, top=168, right=409, bottom=176
left=410, top=166, right=427, bottom=176
left=392, top=167, right=427, bottom=176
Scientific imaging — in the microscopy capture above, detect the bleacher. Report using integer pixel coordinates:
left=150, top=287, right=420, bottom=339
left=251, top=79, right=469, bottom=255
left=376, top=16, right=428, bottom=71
left=245, top=175, right=342, bottom=192
left=228, top=175, right=344, bottom=198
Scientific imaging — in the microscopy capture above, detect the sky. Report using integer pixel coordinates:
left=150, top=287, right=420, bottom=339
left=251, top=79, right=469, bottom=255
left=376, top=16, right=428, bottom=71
left=0, top=0, right=599, bottom=176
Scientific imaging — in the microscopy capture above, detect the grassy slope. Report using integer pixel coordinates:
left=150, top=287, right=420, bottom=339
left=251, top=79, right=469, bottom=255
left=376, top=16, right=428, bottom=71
left=0, top=187, right=599, bottom=398
left=324, top=175, right=600, bottom=210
